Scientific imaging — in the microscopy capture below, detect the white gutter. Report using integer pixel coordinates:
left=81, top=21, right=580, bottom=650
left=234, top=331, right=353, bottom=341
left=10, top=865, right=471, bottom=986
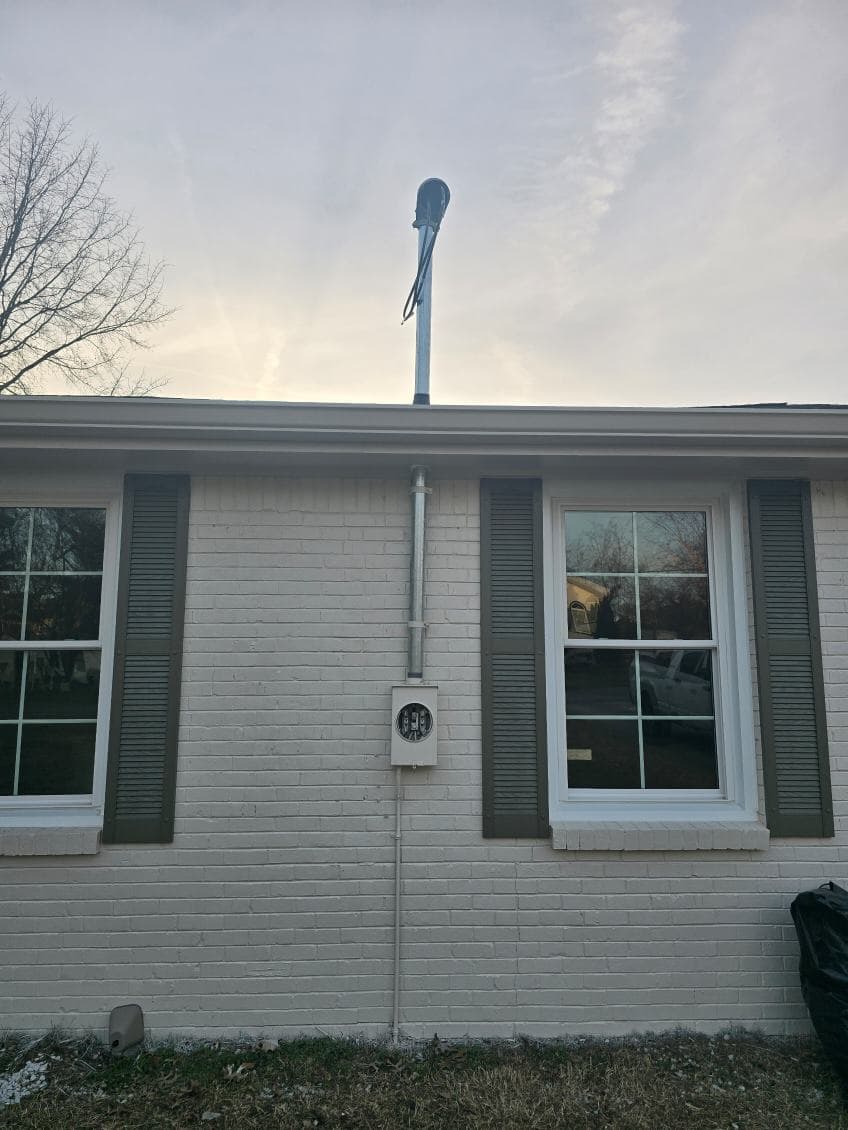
left=3, top=400, right=848, bottom=471
left=4, top=397, right=848, bottom=448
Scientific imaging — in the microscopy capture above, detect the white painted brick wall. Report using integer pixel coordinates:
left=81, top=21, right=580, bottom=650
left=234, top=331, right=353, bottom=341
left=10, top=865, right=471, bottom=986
left=1, top=474, right=846, bottom=1039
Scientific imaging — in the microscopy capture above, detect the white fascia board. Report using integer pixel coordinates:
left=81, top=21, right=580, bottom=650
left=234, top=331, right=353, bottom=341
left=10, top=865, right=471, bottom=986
left=2, top=397, right=848, bottom=463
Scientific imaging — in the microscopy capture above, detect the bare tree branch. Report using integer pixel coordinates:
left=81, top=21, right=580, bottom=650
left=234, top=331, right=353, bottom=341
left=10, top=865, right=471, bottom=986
left=0, top=96, right=171, bottom=395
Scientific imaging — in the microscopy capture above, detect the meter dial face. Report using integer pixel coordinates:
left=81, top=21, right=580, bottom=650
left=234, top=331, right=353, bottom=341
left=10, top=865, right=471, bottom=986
left=396, top=703, right=433, bottom=742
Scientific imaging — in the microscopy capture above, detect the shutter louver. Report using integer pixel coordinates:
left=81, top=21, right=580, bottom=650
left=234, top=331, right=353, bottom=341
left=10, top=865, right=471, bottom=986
left=748, top=480, right=833, bottom=837
left=481, top=480, right=549, bottom=838
left=103, top=475, right=190, bottom=843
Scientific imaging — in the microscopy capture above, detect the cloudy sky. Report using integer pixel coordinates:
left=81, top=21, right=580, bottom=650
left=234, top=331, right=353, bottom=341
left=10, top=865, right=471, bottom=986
left=3, top=1, right=846, bottom=406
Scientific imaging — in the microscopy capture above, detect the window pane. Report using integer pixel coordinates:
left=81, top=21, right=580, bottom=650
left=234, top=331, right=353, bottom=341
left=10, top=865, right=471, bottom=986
left=637, top=512, right=707, bottom=574
left=17, top=723, right=96, bottom=795
left=23, top=651, right=100, bottom=719
left=639, top=576, right=711, bottom=640
left=638, top=650, right=714, bottom=717
left=567, top=575, right=636, bottom=639
left=643, top=719, right=719, bottom=789
left=0, top=508, right=30, bottom=571
left=566, top=719, right=641, bottom=789
left=0, top=725, right=15, bottom=794
left=30, top=508, right=105, bottom=572
left=0, top=652, right=23, bottom=720
left=0, top=576, right=25, bottom=640
left=565, top=649, right=636, bottom=715
left=565, top=512, right=634, bottom=573
left=25, top=577, right=102, bottom=640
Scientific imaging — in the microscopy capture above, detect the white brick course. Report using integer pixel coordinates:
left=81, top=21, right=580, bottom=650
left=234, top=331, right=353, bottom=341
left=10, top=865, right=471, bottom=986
left=0, top=474, right=846, bottom=1038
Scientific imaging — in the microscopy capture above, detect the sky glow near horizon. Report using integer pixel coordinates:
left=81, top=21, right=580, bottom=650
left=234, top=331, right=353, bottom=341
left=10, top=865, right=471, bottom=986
left=3, top=1, right=847, bottom=407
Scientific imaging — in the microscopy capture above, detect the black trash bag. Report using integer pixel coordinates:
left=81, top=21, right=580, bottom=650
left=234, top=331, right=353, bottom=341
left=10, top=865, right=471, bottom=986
left=791, top=881, right=848, bottom=1089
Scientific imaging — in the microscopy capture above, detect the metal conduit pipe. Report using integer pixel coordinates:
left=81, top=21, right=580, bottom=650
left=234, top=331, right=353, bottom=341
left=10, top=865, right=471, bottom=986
left=393, top=181, right=446, bottom=1045
left=407, top=466, right=428, bottom=680
left=391, top=764, right=403, bottom=1044
left=392, top=464, right=429, bottom=1045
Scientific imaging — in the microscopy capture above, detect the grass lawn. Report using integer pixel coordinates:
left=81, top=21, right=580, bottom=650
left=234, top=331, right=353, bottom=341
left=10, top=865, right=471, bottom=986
left=0, top=1029, right=844, bottom=1129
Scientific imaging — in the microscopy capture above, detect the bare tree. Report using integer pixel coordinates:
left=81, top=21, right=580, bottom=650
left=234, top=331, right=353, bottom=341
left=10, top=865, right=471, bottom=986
left=0, top=97, right=170, bottom=395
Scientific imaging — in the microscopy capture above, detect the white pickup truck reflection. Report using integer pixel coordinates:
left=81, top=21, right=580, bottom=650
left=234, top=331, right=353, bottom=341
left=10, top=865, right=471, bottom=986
left=632, top=650, right=713, bottom=725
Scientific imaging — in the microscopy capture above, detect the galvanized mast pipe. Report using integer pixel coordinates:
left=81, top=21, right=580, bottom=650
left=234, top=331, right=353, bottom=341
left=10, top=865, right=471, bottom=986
left=409, top=178, right=449, bottom=407
left=413, top=226, right=433, bottom=407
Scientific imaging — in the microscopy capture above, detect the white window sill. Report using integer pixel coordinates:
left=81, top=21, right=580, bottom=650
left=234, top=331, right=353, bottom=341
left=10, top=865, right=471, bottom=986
left=0, top=826, right=100, bottom=856
left=0, top=805, right=102, bottom=856
left=550, top=820, right=770, bottom=852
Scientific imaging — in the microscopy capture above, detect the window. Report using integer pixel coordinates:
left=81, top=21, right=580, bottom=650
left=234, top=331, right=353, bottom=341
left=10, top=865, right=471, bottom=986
left=564, top=508, right=718, bottom=791
left=545, top=484, right=758, bottom=825
left=0, top=499, right=118, bottom=827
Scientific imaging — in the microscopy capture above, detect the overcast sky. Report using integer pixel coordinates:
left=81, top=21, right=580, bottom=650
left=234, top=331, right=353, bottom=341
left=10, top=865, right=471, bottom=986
left=3, top=1, right=846, bottom=406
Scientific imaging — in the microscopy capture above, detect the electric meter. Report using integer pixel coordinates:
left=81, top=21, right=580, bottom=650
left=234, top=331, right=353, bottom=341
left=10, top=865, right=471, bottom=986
left=391, top=685, right=437, bottom=766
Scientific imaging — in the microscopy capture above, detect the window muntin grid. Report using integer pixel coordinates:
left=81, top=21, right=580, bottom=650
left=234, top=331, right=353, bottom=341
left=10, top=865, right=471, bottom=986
left=563, top=509, right=719, bottom=791
left=0, top=508, right=105, bottom=797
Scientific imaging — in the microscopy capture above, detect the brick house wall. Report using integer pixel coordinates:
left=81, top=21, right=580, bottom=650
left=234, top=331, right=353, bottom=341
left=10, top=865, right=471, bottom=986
left=0, top=473, right=846, bottom=1037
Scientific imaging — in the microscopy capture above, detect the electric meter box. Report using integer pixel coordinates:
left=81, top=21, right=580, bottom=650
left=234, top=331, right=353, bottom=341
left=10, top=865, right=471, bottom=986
left=391, top=685, right=438, bottom=766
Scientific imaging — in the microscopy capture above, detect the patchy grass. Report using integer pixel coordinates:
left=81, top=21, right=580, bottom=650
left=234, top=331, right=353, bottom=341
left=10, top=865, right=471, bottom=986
left=0, top=1029, right=843, bottom=1129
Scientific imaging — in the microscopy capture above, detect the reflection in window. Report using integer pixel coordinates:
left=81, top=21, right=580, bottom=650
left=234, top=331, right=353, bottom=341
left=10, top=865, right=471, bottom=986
left=566, top=576, right=636, bottom=639
left=0, top=509, right=30, bottom=572
left=636, top=511, right=707, bottom=573
left=17, top=724, right=97, bottom=795
left=25, top=577, right=102, bottom=640
left=564, top=649, right=635, bottom=715
left=564, top=511, right=711, bottom=642
left=29, top=508, right=105, bottom=572
left=0, top=577, right=25, bottom=641
left=643, top=719, right=717, bottom=789
left=565, top=512, right=634, bottom=574
left=566, top=718, right=641, bottom=789
left=0, top=506, right=105, bottom=797
left=639, top=576, right=710, bottom=640
left=563, top=508, right=717, bottom=791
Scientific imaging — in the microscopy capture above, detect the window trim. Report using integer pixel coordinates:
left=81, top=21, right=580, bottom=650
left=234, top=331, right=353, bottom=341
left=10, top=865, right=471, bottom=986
left=0, top=487, right=122, bottom=828
left=543, top=480, right=759, bottom=826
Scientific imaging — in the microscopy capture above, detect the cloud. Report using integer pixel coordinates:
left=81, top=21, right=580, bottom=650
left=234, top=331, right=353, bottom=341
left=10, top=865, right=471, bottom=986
left=522, top=3, right=683, bottom=306
left=160, top=127, right=250, bottom=389
left=257, top=329, right=287, bottom=398
left=548, top=0, right=848, bottom=407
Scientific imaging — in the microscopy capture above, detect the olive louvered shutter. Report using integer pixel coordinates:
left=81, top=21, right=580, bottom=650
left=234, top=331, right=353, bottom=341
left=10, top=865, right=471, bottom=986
left=103, top=474, right=190, bottom=844
left=481, top=479, right=549, bottom=838
left=748, top=480, right=833, bottom=837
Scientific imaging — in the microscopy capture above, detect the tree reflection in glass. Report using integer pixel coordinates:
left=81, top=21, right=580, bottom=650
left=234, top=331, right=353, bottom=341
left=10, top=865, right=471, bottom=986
left=25, top=577, right=102, bottom=640
left=0, top=577, right=24, bottom=641
left=565, top=512, right=634, bottom=574
left=637, top=512, right=707, bottom=574
left=0, top=509, right=30, bottom=571
left=639, top=577, right=710, bottom=639
left=30, top=509, right=105, bottom=572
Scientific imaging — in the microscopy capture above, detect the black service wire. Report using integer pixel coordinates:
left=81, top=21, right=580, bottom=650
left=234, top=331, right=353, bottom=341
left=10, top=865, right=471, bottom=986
left=401, top=226, right=439, bottom=324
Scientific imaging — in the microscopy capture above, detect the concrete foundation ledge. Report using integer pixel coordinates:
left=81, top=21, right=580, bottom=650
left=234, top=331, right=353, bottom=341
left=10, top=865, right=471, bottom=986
left=0, top=827, right=101, bottom=856
left=550, top=821, right=770, bottom=852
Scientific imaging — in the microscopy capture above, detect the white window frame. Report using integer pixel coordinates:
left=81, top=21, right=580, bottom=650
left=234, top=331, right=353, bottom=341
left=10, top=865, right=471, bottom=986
left=543, top=479, right=759, bottom=825
left=0, top=484, right=121, bottom=829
